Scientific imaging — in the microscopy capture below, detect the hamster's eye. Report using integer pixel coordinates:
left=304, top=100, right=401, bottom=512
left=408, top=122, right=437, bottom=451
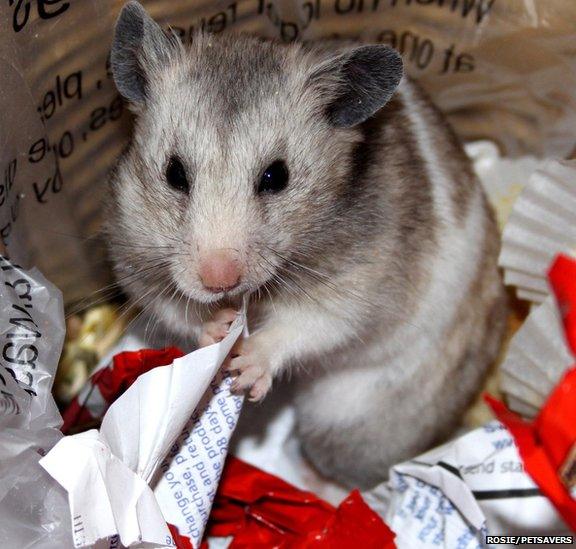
left=258, top=160, right=289, bottom=194
left=165, top=156, right=189, bottom=193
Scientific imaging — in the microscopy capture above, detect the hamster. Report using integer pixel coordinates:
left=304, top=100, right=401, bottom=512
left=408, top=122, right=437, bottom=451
left=105, top=0, right=507, bottom=489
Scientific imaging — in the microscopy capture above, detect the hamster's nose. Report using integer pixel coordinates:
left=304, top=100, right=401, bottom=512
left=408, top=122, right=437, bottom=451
left=198, top=249, right=241, bottom=293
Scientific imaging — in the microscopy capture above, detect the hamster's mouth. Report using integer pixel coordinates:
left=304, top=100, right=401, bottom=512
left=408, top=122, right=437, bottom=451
left=192, top=281, right=253, bottom=304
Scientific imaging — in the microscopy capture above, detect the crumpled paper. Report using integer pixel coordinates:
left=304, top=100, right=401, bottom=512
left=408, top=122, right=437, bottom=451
left=57, top=341, right=396, bottom=549
left=41, top=298, right=247, bottom=548
left=364, top=421, right=570, bottom=548
left=0, top=255, right=71, bottom=548
left=207, top=455, right=396, bottom=548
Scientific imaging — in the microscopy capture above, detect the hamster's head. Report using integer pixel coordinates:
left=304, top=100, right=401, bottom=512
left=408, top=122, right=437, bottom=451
left=106, top=1, right=402, bottom=330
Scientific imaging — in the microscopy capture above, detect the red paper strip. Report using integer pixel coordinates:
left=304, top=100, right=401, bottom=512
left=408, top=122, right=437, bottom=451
left=206, top=456, right=396, bottom=548
left=548, top=254, right=576, bottom=355
left=168, top=523, right=198, bottom=549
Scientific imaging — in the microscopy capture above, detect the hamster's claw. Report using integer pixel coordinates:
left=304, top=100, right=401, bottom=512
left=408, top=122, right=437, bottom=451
left=198, top=308, right=237, bottom=347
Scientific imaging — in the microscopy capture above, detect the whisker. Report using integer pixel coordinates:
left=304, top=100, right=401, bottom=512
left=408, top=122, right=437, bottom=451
left=66, top=259, right=175, bottom=318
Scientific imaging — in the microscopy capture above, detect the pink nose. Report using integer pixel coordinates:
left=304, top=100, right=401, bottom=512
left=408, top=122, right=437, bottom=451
left=198, top=250, right=241, bottom=293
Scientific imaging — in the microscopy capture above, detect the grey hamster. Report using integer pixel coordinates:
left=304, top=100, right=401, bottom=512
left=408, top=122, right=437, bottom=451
left=105, top=1, right=507, bottom=489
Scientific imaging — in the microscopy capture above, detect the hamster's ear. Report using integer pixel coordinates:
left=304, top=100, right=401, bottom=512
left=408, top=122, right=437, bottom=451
left=111, top=1, right=180, bottom=106
left=309, top=45, right=403, bottom=128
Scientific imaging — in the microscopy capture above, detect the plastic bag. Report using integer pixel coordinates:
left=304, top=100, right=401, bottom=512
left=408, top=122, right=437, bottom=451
left=0, top=255, right=71, bottom=547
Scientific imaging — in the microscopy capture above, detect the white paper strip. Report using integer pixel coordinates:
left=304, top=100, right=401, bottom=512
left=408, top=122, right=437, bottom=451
left=153, top=368, right=243, bottom=543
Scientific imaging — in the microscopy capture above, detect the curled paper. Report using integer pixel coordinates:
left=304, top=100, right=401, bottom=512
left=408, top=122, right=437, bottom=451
left=41, top=299, right=248, bottom=548
left=500, top=253, right=576, bottom=418
left=153, top=366, right=244, bottom=545
left=499, top=160, right=576, bottom=304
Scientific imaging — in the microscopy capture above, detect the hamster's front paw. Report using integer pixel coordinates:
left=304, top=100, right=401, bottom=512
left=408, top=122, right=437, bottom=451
left=227, top=338, right=273, bottom=402
left=198, top=308, right=238, bottom=347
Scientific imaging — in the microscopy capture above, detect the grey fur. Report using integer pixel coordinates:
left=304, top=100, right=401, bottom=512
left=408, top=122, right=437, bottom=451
left=105, top=2, right=507, bottom=489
